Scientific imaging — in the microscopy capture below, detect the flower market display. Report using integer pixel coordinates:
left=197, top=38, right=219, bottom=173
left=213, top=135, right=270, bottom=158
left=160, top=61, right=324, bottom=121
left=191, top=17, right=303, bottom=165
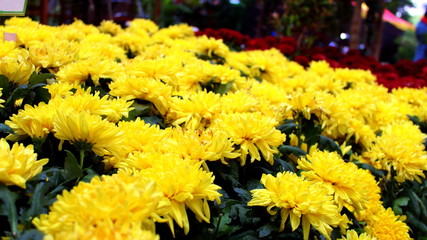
left=197, top=28, right=427, bottom=90
left=0, top=17, right=427, bottom=240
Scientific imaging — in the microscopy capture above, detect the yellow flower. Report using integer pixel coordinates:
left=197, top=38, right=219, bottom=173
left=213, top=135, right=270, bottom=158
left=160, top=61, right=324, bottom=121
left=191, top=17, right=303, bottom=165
left=362, top=121, right=427, bottom=183
left=78, top=41, right=127, bottom=61
left=152, top=23, right=194, bottom=40
left=161, top=127, right=240, bottom=164
left=113, top=31, right=149, bottom=55
left=248, top=172, right=344, bottom=240
left=364, top=207, right=411, bottom=240
left=127, top=18, right=159, bottom=35
left=297, top=150, right=375, bottom=212
left=109, top=75, right=172, bottom=115
left=168, top=91, right=222, bottom=130
left=193, top=35, right=230, bottom=59
left=5, top=101, right=58, bottom=141
left=28, top=40, right=79, bottom=70
left=219, top=90, right=259, bottom=114
left=53, top=110, right=124, bottom=157
left=0, top=138, right=48, bottom=189
left=0, top=40, right=17, bottom=57
left=133, top=158, right=221, bottom=235
left=338, top=229, right=377, bottom=240
left=56, top=58, right=123, bottom=86
left=33, top=172, right=164, bottom=239
left=0, top=54, right=35, bottom=85
left=55, top=89, right=133, bottom=122
left=212, top=112, right=286, bottom=165
left=98, top=20, right=124, bottom=36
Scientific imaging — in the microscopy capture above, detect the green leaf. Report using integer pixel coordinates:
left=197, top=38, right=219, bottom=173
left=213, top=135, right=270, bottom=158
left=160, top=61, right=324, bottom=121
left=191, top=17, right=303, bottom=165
left=33, top=87, right=51, bottom=104
left=63, top=151, right=83, bottom=180
left=228, top=230, right=259, bottom=240
left=355, top=162, right=385, bottom=178
left=16, top=229, right=44, bottom=240
left=5, top=84, right=30, bottom=107
left=216, top=80, right=234, bottom=95
left=141, top=115, right=166, bottom=128
left=0, top=183, right=19, bottom=236
left=28, top=72, right=54, bottom=87
left=233, top=188, right=252, bottom=202
left=277, top=120, right=299, bottom=135
left=0, top=123, right=14, bottom=134
left=318, top=135, right=342, bottom=155
left=392, top=197, right=410, bottom=215
left=0, top=75, right=11, bottom=97
left=278, top=145, right=306, bottom=158
left=257, top=223, right=276, bottom=238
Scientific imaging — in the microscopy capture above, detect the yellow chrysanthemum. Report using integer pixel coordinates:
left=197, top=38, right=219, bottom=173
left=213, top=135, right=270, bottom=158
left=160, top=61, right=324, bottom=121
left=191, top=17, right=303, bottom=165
left=193, top=35, right=230, bottom=60
left=362, top=121, right=427, bottom=183
left=0, top=138, right=48, bottom=189
left=0, top=40, right=17, bottom=57
left=161, top=127, right=240, bottom=164
left=168, top=91, right=222, bottom=130
left=109, top=75, right=172, bottom=115
left=0, top=54, right=35, bottom=85
left=219, top=90, right=258, bottom=114
left=98, top=20, right=124, bottom=36
left=132, top=158, right=222, bottom=235
left=124, top=56, right=181, bottom=85
left=211, top=112, right=286, bottom=165
left=33, top=172, right=164, bottom=238
left=56, top=58, right=123, bottom=86
left=364, top=207, right=412, bottom=240
left=152, top=23, right=194, bottom=41
left=54, top=89, right=133, bottom=122
left=44, top=81, right=80, bottom=99
left=78, top=41, right=127, bottom=61
left=248, top=172, right=344, bottom=240
left=5, top=101, right=58, bottom=141
left=53, top=110, right=124, bottom=157
left=297, top=150, right=375, bottom=212
left=127, top=18, right=159, bottom=36
left=338, top=229, right=377, bottom=240
left=113, top=31, right=149, bottom=55
left=226, top=48, right=288, bottom=83
left=28, top=40, right=79, bottom=70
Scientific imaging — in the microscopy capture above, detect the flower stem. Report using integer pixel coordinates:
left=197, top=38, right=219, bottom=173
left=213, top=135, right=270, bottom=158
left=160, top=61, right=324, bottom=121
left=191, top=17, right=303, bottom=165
left=79, top=149, right=85, bottom=169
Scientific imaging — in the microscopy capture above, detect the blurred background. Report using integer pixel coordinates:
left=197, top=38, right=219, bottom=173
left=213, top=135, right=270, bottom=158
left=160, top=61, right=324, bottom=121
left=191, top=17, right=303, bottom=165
left=16, top=0, right=427, bottom=63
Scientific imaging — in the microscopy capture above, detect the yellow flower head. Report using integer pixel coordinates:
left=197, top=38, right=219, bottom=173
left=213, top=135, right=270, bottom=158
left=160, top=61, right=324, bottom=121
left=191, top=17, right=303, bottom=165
left=54, top=89, right=133, bottom=122
left=362, top=121, right=427, bottom=183
left=28, top=40, right=79, bottom=70
left=168, top=91, right=222, bottom=130
left=219, top=90, right=258, bottom=114
left=56, top=58, right=124, bottom=86
left=297, top=150, right=376, bottom=212
left=124, top=56, right=181, bottom=85
left=248, top=172, right=344, bottom=240
left=338, top=229, right=377, bottom=240
left=127, top=18, right=159, bottom=35
left=78, top=41, right=127, bottom=61
left=0, top=40, right=17, bottom=57
left=0, top=88, right=4, bottom=107
left=109, top=75, right=172, bottom=115
left=193, top=35, right=230, bottom=59
left=161, top=127, right=240, bottom=164
left=0, top=138, right=48, bottom=189
left=53, top=110, right=124, bottom=157
left=33, top=172, right=164, bottom=238
left=212, top=112, right=286, bottom=165
left=99, top=20, right=124, bottom=36
left=152, top=23, right=195, bottom=41
left=113, top=31, right=149, bottom=55
left=5, top=101, right=58, bottom=141
left=133, top=158, right=221, bottom=235
left=0, top=54, right=35, bottom=85
left=364, top=207, right=411, bottom=240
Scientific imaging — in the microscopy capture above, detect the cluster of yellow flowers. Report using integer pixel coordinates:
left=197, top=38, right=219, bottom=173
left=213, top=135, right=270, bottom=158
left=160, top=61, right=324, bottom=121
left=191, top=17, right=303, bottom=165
left=0, top=17, right=424, bottom=239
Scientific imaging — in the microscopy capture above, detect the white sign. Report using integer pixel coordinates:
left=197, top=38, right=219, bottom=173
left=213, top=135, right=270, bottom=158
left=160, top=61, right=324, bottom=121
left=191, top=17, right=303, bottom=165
left=0, top=0, right=27, bottom=16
